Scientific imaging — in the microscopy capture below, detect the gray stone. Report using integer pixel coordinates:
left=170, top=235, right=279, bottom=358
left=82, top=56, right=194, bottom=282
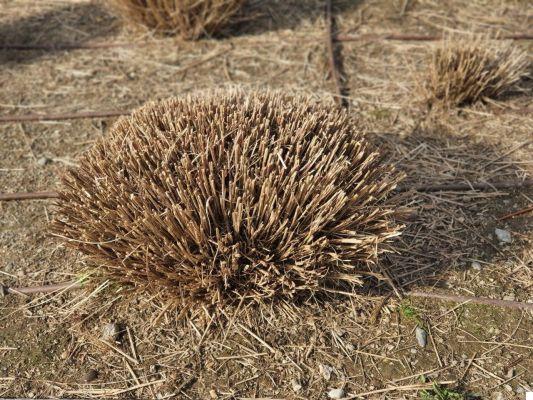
left=328, top=388, right=344, bottom=399
left=101, top=323, right=120, bottom=342
left=319, top=364, right=333, bottom=381
left=495, top=228, right=512, bottom=244
left=37, top=156, right=51, bottom=166
left=84, top=369, right=98, bottom=383
left=471, top=261, right=482, bottom=270
left=291, top=378, right=302, bottom=393
left=415, top=326, right=427, bottom=347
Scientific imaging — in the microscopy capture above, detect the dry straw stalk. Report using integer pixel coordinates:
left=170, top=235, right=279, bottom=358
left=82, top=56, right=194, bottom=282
left=52, top=91, right=403, bottom=306
left=424, top=35, right=529, bottom=107
left=109, top=0, right=244, bottom=39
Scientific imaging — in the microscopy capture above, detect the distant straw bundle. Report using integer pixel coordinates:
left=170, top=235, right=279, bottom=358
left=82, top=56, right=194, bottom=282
left=52, top=91, right=403, bottom=305
left=110, top=0, right=244, bottom=39
left=425, top=36, right=529, bottom=107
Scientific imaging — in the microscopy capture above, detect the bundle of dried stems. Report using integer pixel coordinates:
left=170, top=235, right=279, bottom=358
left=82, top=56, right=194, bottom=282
left=109, top=0, right=244, bottom=39
left=424, top=35, right=529, bottom=107
left=52, top=91, right=403, bottom=306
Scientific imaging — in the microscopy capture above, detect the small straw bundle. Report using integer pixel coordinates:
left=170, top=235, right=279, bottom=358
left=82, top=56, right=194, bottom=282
left=424, top=35, right=529, bottom=107
left=52, top=91, right=403, bottom=306
left=109, top=0, right=244, bottom=39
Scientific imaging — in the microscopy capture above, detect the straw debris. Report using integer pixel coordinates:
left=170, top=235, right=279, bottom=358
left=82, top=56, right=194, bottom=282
left=52, top=91, right=403, bottom=305
left=424, top=36, right=529, bottom=107
left=109, top=0, right=244, bottom=39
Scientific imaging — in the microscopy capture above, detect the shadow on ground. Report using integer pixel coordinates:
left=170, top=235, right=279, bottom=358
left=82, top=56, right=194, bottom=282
left=233, top=0, right=362, bottom=36
left=364, top=124, right=532, bottom=296
left=0, top=2, right=118, bottom=66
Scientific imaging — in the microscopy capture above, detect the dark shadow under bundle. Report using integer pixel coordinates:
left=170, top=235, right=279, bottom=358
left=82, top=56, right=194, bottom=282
left=52, top=91, right=403, bottom=305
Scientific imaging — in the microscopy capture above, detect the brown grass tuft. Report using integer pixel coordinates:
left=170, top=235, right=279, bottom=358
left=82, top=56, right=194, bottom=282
left=424, top=36, right=529, bottom=107
left=52, top=91, right=403, bottom=306
left=109, top=0, right=244, bottom=39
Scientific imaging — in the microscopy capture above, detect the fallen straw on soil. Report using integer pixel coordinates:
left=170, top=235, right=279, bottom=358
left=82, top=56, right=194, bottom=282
left=51, top=91, right=403, bottom=306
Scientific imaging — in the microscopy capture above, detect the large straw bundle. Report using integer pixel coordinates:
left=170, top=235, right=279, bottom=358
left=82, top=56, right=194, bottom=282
left=52, top=91, right=403, bottom=305
left=110, top=0, right=244, bottom=39
left=425, top=36, right=529, bottom=107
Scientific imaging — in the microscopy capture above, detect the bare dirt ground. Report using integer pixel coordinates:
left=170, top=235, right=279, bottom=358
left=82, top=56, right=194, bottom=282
left=0, top=0, right=531, bottom=399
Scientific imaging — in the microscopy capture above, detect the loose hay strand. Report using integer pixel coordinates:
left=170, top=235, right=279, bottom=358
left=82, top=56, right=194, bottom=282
left=52, top=91, right=403, bottom=307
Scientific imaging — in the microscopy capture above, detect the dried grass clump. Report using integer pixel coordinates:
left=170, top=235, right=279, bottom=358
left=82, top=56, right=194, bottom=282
left=52, top=91, right=402, bottom=305
left=424, top=36, right=529, bottom=107
left=110, top=0, right=244, bottom=39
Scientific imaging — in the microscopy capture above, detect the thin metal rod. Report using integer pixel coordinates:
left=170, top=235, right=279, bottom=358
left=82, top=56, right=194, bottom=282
left=0, top=42, right=140, bottom=50
left=1, top=281, right=82, bottom=296
left=408, top=290, right=533, bottom=311
left=397, top=179, right=533, bottom=193
left=0, top=110, right=129, bottom=124
left=324, top=0, right=347, bottom=108
left=0, top=191, right=59, bottom=201
left=336, top=33, right=533, bottom=42
left=3, top=280, right=532, bottom=312
left=1, top=33, right=531, bottom=52
left=1, top=180, right=531, bottom=202
left=498, top=205, right=533, bottom=221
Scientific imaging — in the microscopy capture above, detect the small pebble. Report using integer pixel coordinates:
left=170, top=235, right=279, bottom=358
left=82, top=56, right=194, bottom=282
left=291, top=378, right=302, bottom=393
left=493, top=392, right=503, bottom=400
left=494, top=228, right=511, bottom=244
left=503, top=294, right=515, bottom=301
left=319, top=364, right=333, bottom=381
left=84, top=369, right=98, bottom=383
left=471, top=261, right=482, bottom=270
left=328, top=388, right=344, bottom=399
left=503, top=384, right=512, bottom=392
left=37, top=156, right=51, bottom=166
left=415, top=326, right=427, bottom=347
left=101, top=323, right=119, bottom=342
